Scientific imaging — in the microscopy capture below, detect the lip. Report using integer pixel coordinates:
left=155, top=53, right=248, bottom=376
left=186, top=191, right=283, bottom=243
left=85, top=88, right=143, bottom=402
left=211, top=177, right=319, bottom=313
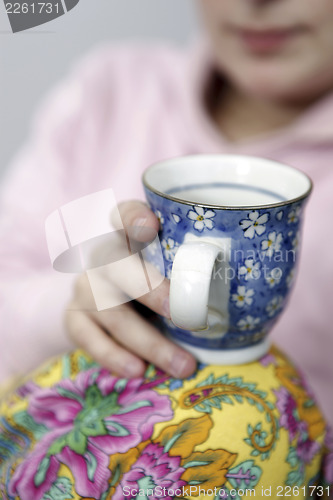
left=230, top=26, right=306, bottom=54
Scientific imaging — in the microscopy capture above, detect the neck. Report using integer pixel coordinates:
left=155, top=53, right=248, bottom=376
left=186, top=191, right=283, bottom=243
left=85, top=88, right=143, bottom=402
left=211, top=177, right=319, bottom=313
left=212, top=84, right=307, bottom=143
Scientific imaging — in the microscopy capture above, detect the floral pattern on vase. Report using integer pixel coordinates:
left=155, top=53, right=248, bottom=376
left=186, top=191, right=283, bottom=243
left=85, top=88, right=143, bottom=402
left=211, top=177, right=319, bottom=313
left=3, top=368, right=172, bottom=499
left=0, top=346, right=331, bottom=499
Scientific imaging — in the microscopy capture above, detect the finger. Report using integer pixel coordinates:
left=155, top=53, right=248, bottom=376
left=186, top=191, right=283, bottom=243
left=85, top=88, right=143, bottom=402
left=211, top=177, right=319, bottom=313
left=137, top=278, right=170, bottom=318
left=71, top=273, right=97, bottom=311
left=65, top=309, right=146, bottom=377
left=88, top=245, right=170, bottom=317
left=93, top=305, right=197, bottom=378
left=114, top=200, right=160, bottom=242
left=73, top=258, right=170, bottom=318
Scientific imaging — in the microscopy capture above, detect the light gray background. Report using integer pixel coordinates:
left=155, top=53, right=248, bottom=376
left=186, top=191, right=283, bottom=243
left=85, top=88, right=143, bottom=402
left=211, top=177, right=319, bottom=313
left=0, top=0, right=199, bottom=177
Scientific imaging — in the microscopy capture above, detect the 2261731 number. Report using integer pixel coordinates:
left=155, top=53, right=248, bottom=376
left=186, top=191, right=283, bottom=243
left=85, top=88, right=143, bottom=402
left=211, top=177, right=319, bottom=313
left=5, top=3, right=60, bottom=14
left=277, top=485, right=330, bottom=496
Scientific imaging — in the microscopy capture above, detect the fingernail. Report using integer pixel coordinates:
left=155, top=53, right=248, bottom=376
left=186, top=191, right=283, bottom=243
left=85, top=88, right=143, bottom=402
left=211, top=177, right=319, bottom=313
left=163, top=297, right=170, bottom=318
left=170, top=353, right=193, bottom=378
left=132, top=217, right=147, bottom=239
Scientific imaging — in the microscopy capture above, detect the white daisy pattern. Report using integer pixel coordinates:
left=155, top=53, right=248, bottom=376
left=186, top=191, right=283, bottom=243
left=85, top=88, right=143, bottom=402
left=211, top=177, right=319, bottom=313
left=154, top=210, right=165, bottom=226
left=261, top=231, right=283, bottom=258
left=161, top=237, right=179, bottom=261
left=265, top=268, right=282, bottom=288
left=239, top=211, right=269, bottom=239
left=266, top=296, right=284, bottom=317
left=287, top=206, right=301, bottom=224
left=286, top=269, right=295, bottom=288
left=172, top=213, right=181, bottom=224
left=165, top=262, right=173, bottom=280
left=231, top=286, right=255, bottom=308
left=187, top=206, right=216, bottom=232
left=291, top=231, right=300, bottom=251
left=238, top=258, right=261, bottom=281
left=237, top=315, right=260, bottom=331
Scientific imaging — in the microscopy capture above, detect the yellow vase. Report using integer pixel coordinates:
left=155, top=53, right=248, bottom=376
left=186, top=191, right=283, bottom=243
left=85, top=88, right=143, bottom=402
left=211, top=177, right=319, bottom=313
left=0, top=346, right=331, bottom=499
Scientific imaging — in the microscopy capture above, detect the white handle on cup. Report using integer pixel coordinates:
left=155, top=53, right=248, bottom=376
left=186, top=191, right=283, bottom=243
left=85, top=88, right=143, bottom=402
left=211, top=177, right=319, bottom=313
left=169, top=241, right=223, bottom=331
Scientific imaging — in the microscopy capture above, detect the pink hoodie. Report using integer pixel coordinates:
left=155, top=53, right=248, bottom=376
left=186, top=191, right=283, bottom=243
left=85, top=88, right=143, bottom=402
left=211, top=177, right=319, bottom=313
left=0, top=43, right=332, bottom=425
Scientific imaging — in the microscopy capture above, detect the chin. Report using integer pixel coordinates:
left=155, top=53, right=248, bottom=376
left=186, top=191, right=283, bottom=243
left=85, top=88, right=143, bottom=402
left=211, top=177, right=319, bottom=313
left=223, top=62, right=312, bottom=103
left=240, top=78, right=299, bottom=102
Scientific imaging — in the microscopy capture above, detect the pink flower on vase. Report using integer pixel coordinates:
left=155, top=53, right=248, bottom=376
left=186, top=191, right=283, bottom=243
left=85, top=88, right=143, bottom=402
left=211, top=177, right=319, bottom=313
left=275, top=387, right=298, bottom=441
left=295, top=427, right=320, bottom=464
left=275, top=388, right=321, bottom=465
left=259, top=352, right=276, bottom=367
left=113, top=443, right=186, bottom=499
left=15, top=381, right=39, bottom=399
left=9, top=369, right=173, bottom=500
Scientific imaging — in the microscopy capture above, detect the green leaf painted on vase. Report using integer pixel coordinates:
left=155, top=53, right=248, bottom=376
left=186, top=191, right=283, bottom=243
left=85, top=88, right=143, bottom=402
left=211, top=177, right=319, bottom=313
left=286, top=446, right=299, bottom=468
left=116, top=400, right=152, bottom=415
left=67, top=428, right=88, bottom=455
left=48, top=434, right=68, bottom=456
left=227, top=460, right=262, bottom=490
left=286, top=467, right=304, bottom=487
left=57, top=387, right=84, bottom=405
left=110, top=464, right=121, bottom=487
left=183, top=460, right=211, bottom=468
left=114, top=378, right=128, bottom=392
left=34, top=456, right=51, bottom=487
left=163, top=432, right=183, bottom=453
left=42, top=477, right=74, bottom=500
left=85, top=385, right=103, bottom=408
left=104, top=420, right=130, bottom=437
left=85, top=450, right=98, bottom=482
left=13, top=411, right=48, bottom=440
left=137, top=475, right=157, bottom=500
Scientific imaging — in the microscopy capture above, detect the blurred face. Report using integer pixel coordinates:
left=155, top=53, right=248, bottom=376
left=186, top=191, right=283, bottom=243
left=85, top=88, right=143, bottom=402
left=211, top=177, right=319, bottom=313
left=199, top=0, right=333, bottom=102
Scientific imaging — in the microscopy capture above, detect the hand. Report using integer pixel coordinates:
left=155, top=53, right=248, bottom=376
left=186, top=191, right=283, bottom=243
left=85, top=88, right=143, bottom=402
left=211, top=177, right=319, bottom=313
left=64, top=200, right=197, bottom=379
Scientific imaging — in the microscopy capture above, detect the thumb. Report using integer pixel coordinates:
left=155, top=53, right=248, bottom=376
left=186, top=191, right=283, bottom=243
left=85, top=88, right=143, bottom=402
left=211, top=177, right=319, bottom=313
left=112, top=200, right=160, bottom=242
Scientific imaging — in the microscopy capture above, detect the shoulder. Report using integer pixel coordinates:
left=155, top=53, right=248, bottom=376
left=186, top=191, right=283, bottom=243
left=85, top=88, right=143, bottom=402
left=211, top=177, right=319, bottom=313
left=66, top=42, right=190, bottom=102
left=32, top=43, right=191, bottom=132
left=74, top=42, right=188, bottom=80
left=72, top=42, right=192, bottom=110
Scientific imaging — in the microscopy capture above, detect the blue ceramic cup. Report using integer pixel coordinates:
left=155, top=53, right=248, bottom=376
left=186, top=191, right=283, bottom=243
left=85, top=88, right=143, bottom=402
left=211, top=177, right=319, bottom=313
left=143, top=155, right=312, bottom=364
